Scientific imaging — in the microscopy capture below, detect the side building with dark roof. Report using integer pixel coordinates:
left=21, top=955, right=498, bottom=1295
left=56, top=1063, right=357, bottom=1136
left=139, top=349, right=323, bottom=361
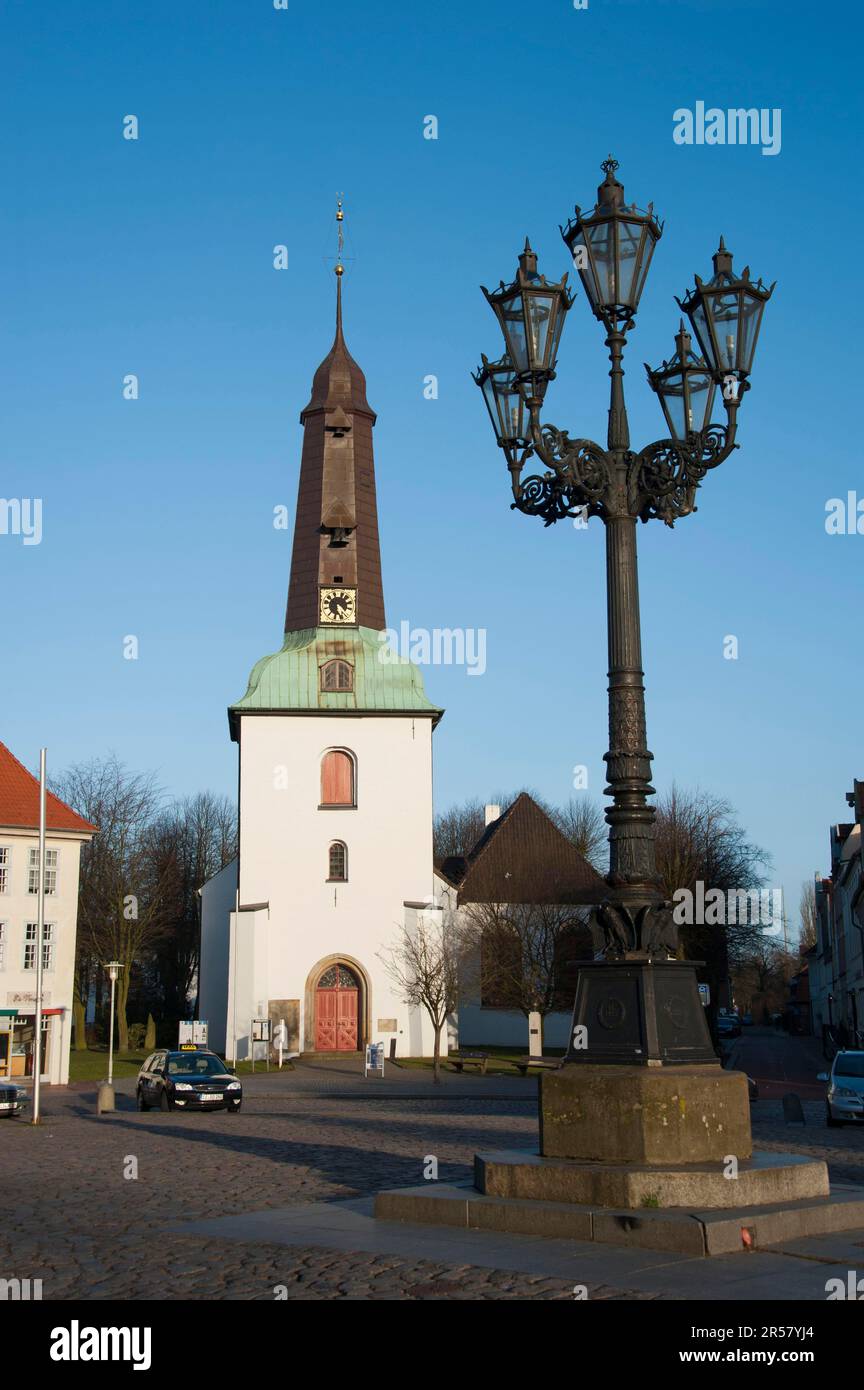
left=436, top=794, right=607, bottom=1051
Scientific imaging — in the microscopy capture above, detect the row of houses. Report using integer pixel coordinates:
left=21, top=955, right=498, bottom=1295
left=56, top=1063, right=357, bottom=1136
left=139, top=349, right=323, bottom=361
left=808, top=778, right=864, bottom=1045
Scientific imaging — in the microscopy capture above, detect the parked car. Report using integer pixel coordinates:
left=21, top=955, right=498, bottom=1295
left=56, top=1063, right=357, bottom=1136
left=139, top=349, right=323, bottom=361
left=717, top=1013, right=742, bottom=1039
left=819, top=1050, right=864, bottom=1127
left=741, top=1013, right=753, bottom=1027
left=0, top=1082, right=28, bottom=1118
left=136, top=1049, right=242, bottom=1114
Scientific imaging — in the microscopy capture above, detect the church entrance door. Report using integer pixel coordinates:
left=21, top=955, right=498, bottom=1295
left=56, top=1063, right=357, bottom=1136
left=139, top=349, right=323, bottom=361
left=315, top=964, right=360, bottom=1051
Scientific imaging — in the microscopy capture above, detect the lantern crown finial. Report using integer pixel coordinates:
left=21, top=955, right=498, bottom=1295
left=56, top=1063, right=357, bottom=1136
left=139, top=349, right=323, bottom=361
left=598, top=155, right=624, bottom=210
left=518, top=238, right=538, bottom=279
left=713, top=237, right=734, bottom=276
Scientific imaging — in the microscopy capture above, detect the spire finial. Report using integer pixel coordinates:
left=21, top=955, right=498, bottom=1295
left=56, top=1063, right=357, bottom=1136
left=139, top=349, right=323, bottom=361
left=335, top=195, right=345, bottom=277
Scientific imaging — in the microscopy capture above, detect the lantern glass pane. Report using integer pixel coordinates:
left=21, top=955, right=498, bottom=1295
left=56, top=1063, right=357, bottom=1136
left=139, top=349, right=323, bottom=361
left=616, top=217, right=644, bottom=307
left=687, top=297, right=716, bottom=371
left=585, top=217, right=615, bottom=309
left=687, top=370, right=714, bottom=435
left=631, top=228, right=658, bottom=309
left=500, top=295, right=529, bottom=374
left=662, top=374, right=687, bottom=441
left=525, top=291, right=556, bottom=370
left=738, top=294, right=764, bottom=375
left=710, top=289, right=741, bottom=371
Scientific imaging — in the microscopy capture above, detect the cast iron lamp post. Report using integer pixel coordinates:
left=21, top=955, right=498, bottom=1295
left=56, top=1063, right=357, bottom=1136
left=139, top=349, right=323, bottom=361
left=475, top=157, right=774, bottom=1067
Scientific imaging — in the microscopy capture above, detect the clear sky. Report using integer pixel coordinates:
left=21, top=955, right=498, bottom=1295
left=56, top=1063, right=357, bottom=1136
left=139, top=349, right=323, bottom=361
left=2, top=0, right=861, bottom=931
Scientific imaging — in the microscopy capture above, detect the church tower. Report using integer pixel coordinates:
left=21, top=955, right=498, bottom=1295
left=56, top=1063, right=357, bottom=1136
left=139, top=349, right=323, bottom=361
left=200, top=212, right=442, bottom=1061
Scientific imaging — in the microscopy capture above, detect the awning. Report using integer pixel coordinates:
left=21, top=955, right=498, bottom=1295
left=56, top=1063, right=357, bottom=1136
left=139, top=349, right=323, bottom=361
left=0, top=1009, right=18, bottom=1018
left=10, top=1007, right=64, bottom=1017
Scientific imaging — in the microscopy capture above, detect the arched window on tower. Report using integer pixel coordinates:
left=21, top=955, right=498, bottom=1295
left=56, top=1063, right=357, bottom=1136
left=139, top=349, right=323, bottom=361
left=328, top=841, right=348, bottom=882
left=320, top=749, right=356, bottom=808
left=320, top=660, right=354, bottom=693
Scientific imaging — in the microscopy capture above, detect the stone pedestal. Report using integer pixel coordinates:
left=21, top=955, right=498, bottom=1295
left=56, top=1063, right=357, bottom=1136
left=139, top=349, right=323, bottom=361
left=540, top=1062, right=752, bottom=1164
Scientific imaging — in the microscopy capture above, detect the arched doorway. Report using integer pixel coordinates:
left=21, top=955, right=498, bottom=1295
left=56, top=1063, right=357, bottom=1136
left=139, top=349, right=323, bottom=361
left=315, top=963, right=361, bottom=1052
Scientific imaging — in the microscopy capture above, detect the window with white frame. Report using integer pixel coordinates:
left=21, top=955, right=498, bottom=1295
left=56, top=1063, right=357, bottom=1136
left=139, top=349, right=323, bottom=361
left=0, top=847, right=8, bottom=894
left=28, top=847, right=58, bottom=895
left=0, top=922, right=5, bottom=970
left=24, top=922, right=54, bottom=971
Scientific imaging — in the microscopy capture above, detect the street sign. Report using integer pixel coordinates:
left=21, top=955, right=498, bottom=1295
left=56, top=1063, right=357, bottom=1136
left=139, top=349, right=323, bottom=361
left=365, top=1042, right=384, bottom=1078
left=698, top=984, right=710, bottom=1007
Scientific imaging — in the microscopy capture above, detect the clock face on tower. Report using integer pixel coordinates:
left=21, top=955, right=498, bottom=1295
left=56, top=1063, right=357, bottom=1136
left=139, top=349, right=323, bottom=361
left=319, top=587, right=357, bottom=624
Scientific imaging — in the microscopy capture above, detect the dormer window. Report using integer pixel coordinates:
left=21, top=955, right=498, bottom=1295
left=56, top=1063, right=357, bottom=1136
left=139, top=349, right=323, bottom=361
left=320, top=660, right=354, bottom=693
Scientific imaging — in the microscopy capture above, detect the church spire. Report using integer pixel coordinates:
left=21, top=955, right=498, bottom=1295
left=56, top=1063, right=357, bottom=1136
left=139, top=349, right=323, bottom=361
left=284, top=201, right=386, bottom=635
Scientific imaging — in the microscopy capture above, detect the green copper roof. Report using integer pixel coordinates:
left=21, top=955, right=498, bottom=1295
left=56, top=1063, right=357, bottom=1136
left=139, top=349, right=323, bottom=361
left=230, top=627, right=443, bottom=725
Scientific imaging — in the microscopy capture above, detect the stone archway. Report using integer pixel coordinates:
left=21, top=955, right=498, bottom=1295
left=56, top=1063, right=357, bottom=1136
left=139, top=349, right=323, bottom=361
left=304, top=954, right=371, bottom=1054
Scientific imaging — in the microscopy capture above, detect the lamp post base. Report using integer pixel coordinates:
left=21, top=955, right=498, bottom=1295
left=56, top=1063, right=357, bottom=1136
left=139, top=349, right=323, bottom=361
left=539, top=1062, right=751, bottom=1164
left=567, top=958, right=716, bottom=1067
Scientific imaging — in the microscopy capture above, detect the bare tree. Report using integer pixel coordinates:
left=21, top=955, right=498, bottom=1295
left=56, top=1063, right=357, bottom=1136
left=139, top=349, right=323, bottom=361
left=460, top=897, right=592, bottom=1044
left=378, top=914, right=466, bottom=1083
left=799, top=879, right=817, bottom=952
left=53, top=756, right=175, bottom=1051
left=551, top=798, right=608, bottom=873
left=147, top=793, right=237, bottom=1026
left=654, top=783, right=771, bottom=1010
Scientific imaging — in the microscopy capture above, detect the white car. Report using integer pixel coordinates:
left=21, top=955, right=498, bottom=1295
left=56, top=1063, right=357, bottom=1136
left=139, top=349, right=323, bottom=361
left=820, top=1051, right=864, bottom=1126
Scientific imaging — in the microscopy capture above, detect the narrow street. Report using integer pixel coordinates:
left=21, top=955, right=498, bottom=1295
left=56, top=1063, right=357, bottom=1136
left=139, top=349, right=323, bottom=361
left=725, top=1026, right=828, bottom=1100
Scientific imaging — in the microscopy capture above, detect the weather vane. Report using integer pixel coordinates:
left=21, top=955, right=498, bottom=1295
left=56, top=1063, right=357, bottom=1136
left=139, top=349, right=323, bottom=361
left=335, top=195, right=345, bottom=277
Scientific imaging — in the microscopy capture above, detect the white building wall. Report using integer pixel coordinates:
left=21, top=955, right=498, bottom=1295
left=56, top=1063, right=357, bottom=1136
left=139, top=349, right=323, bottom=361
left=224, top=711, right=440, bottom=1058
left=0, top=828, right=87, bottom=1085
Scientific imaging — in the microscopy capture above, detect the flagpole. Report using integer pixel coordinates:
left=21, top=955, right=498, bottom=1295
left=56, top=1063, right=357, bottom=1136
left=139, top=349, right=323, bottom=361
left=32, top=748, right=47, bottom=1125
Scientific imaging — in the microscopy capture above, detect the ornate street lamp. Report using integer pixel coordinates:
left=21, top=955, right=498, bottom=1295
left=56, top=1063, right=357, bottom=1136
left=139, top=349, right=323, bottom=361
left=473, top=353, right=531, bottom=456
left=562, top=156, right=662, bottom=329
left=481, top=240, right=573, bottom=404
left=677, top=236, right=773, bottom=383
left=475, top=157, right=774, bottom=1070
left=644, top=322, right=716, bottom=444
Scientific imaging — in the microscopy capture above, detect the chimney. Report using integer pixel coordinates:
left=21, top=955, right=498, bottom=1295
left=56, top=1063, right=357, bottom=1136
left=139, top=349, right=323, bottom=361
left=485, top=804, right=501, bottom=826
left=846, top=779, right=864, bottom=826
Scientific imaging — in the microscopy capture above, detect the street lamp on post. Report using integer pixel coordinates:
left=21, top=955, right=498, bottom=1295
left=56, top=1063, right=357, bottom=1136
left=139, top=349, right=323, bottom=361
left=475, top=156, right=775, bottom=1071
left=97, top=960, right=124, bottom=1114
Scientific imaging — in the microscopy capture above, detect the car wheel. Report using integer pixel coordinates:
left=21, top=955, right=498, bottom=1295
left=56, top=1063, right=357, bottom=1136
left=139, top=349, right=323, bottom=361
left=136, top=1088, right=149, bottom=1112
left=227, top=1101, right=242, bottom=1113
left=159, top=1089, right=172, bottom=1112
left=826, top=1106, right=842, bottom=1127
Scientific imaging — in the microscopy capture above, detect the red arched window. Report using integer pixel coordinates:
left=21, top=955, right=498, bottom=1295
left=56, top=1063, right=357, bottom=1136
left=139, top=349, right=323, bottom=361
left=321, top=750, right=355, bottom=808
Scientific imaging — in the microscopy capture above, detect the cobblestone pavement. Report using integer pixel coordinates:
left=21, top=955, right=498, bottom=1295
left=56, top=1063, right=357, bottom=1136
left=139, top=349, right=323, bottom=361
left=0, top=1093, right=643, bottom=1301
left=1, top=1089, right=860, bottom=1301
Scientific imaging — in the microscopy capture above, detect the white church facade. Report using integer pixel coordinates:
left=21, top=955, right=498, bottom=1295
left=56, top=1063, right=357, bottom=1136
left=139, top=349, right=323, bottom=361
left=199, top=267, right=444, bottom=1061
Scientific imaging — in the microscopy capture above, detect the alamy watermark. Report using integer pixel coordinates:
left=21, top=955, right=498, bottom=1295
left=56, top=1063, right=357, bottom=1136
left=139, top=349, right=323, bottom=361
left=0, top=498, right=42, bottom=546
left=673, top=882, right=782, bottom=928
left=378, top=623, right=486, bottom=677
left=673, top=102, right=781, bottom=157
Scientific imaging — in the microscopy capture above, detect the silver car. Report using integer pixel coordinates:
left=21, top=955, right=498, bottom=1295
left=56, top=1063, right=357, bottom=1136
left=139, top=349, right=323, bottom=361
left=821, top=1050, right=864, bottom=1126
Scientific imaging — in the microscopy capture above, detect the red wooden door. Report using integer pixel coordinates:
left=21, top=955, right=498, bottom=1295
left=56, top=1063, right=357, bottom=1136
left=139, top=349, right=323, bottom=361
left=315, top=990, right=338, bottom=1051
left=336, top=989, right=358, bottom=1051
left=315, top=967, right=359, bottom=1051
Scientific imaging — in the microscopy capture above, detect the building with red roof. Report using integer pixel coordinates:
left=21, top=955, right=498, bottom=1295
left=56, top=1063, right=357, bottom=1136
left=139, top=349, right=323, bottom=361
left=0, top=742, right=97, bottom=1085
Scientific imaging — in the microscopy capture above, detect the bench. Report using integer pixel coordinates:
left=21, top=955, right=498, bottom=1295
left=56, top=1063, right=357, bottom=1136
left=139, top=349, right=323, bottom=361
left=449, top=1051, right=488, bottom=1074
left=513, top=1058, right=562, bottom=1076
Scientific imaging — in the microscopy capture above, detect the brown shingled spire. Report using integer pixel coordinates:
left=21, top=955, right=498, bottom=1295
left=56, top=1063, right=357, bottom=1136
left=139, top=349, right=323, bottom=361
left=284, top=229, right=386, bottom=635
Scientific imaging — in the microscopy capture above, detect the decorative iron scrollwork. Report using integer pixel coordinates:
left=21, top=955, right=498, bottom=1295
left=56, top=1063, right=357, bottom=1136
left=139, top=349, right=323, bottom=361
left=512, top=426, right=613, bottom=525
left=628, top=425, right=736, bottom=527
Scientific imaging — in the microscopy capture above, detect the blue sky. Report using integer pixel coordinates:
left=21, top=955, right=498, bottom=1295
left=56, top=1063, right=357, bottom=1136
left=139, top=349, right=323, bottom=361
left=1, top=0, right=861, bottom=931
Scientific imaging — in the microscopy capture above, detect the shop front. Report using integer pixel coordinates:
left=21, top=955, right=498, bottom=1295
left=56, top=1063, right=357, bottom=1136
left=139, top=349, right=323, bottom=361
left=0, top=1008, right=63, bottom=1081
